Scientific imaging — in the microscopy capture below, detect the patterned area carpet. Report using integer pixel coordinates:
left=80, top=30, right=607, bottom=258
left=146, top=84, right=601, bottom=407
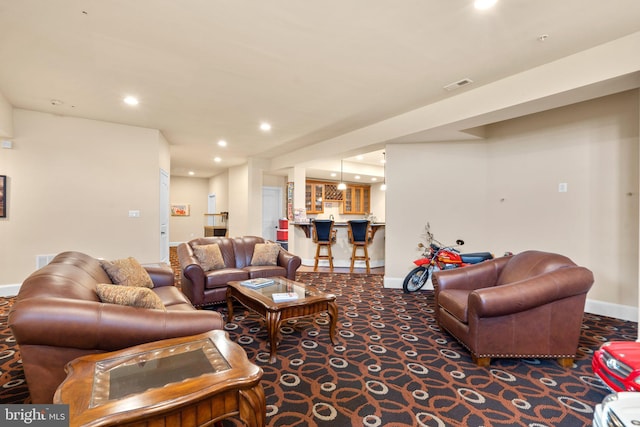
left=1, top=271, right=637, bottom=427
left=217, top=272, right=637, bottom=427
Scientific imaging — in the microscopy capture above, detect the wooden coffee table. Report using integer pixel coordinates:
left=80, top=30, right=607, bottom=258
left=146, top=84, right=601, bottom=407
left=54, top=330, right=265, bottom=427
left=226, top=276, right=338, bottom=363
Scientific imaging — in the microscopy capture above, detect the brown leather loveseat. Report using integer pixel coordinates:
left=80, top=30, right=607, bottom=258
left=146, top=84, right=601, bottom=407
left=8, top=251, right=224, bottom=403
left=178, top=236, right=302, bottom=307
left=432, top=250, right=594, bottom=367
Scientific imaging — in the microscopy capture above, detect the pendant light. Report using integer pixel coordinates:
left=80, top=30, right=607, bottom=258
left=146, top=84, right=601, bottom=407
left=337, top=160, right=347, bottom=190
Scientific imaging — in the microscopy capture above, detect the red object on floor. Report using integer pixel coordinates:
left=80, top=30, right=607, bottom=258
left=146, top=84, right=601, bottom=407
left=592, top=341, right=640, bottom=392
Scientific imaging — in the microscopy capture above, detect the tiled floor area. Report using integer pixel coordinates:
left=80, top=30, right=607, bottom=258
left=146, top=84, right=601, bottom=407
left=298, top=265, right=384, bottom=274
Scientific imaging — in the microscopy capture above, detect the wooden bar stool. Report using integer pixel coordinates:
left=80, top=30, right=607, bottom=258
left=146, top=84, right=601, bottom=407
left=312, top=219, right=336, bottom=271
left=348, top=220, right=371, bottom=273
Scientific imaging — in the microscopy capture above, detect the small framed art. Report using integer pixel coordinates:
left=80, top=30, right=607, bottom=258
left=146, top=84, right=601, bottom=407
left=171, top=204, right=190, bottom=216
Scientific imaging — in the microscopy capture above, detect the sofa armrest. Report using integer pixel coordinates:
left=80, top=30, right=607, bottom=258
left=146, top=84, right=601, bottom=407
left=144, top=265, right=175, bottom=288
left=278, top=247, right=302, bottom=280
left=469, top=266, right=594, bottom=318
left=432, top=256, right=511, bottom=294
left=177, top=243, right=207, bottom=306
left=9, top=298, right=224, bottom=351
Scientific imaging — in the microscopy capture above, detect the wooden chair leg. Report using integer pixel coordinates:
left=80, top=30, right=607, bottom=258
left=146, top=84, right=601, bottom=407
left=557, top=357, right=574, bottom=367
left=350, top=245, right=357, bottom=272
left=314, top=244, right=321, bottom=271
left=327, top=244, right=334, bottom=271
left=472, top=355, right=491, bottom=367
left=364, top=245, right=370, bottom=274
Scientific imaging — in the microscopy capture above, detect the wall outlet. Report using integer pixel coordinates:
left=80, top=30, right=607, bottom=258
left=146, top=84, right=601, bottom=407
left=128, top=210, right=141, bottom=217
left=558, top=183, right=568, bottom=193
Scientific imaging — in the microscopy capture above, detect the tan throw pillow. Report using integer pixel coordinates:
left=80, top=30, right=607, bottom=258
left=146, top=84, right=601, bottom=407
left=100, top=257, right=154, bottom=288
left=193, top=244, right=226, bottom=272
left=251, top=243, right=280, bottom=266
left=96, top=284, right=166, bottom=310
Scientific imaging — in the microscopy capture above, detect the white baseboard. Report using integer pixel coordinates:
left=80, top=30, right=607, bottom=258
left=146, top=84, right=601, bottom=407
left=585, top=298, right=638, bottom=323
left=0, top=284, right=21, bottom=297
left=384, top=275, right=434, bottom=290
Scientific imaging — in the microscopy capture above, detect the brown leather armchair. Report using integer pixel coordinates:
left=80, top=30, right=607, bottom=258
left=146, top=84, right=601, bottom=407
left=432, top=250, right=594, bottom=367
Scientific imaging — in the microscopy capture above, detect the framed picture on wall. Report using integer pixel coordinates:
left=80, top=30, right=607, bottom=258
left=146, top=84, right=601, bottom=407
left=170, top=204, right=190, bottom=216
left=287, top=182, right=294, bottom=220
left=0, top=175, right=5, bottom=218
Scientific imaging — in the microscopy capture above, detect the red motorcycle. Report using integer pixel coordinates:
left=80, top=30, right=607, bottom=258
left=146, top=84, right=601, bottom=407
left=403, top=224, right=495, bottom=293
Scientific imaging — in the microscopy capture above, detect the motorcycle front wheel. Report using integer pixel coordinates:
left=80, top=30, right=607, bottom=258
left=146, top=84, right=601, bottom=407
left=402, top=265, right=434, bottom=293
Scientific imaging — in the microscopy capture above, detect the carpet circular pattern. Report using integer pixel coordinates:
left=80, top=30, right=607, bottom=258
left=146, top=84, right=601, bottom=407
left=0, top=271, right=637, bottom=427
left=217, top=272, right=636, bottom=427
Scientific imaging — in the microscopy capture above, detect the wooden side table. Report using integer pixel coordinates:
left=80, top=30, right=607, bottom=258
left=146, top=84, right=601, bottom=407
left=54, top=330, right=265, bottom=427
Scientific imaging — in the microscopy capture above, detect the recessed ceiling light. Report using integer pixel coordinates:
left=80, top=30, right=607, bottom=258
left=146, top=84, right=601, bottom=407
left=356, top=155, right=364, bottom=160
left=218, top=139, right=227, bottom=147
left=123, top=96, right=139, bottom=106
left=355, top=175, right=361, bottom=180
left=474, top=0, right=497, bottom=10
left=259, top=122, right=271, bottom=132
left=214, top=157, right=222, bottom=163
left=371, top=177, right=378, bottom=182
left=330, top=173, right=337, bottom=177
left=188, top=171, right=195, bottom=176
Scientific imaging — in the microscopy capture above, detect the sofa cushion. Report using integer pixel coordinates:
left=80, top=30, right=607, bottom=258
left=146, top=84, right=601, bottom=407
left=100, top=257, right=154, bottom=288
left=438, top=289, right=472, bottom=323
left=245, top=265, right=287, bottom=278
left=96, top=284, right=166, bottom=310
left=193, top=244, right=226, bottom=271
left=205, top=268, right=249, bottom=289
left=251, top=243, right=280, bottom=266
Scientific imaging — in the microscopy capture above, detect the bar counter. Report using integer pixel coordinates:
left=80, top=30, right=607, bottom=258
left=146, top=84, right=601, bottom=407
left=292, top=222, right=385, bottom=269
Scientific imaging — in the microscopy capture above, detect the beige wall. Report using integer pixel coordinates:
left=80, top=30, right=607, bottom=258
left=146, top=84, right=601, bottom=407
left=0, top=92, right=12, bottom=138
left=168, top=171, right=286, bottom=245
left=0, top=109, right=168, bottom=285
left=385, top=90, right=639, bottom=319
left=169, top=176, right=209, bottom=243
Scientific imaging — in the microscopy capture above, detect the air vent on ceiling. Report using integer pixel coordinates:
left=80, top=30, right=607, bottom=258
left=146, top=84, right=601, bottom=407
left=443, top=78, right=474, bottom=91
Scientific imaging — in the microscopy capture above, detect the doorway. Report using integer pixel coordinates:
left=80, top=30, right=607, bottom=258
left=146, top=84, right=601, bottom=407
left=262, top=187, right=283, bottom=241
left=207, top=194, right=216, bottom=224
left=159, top=169, right=169, bottom=263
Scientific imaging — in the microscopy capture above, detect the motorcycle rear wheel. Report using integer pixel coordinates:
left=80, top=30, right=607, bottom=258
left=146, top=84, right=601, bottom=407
left=403, top=265, right=433, bottom=293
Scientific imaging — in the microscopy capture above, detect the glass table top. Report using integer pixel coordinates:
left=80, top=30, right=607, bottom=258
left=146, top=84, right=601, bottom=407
left=238, top=277, right=321, bottom=300
left=91, top=338, right=230, bottom=407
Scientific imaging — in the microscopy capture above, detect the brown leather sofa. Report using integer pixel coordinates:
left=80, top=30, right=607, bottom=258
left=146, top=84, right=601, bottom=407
left=432, top=250, right=594, bottom=367
left=178, top=236, right=302, bottom=307
left=8, top=251, right=224, bottom=403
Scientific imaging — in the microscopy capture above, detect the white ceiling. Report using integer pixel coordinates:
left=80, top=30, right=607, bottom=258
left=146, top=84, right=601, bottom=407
left=1, top=0, right=640, bottom=180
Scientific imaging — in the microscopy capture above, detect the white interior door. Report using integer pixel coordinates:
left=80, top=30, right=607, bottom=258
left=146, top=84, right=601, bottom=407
left=207, top=194, right=216, bottom=225
left=159, top=169, right=169, bottom=263
left=262, top=187, right=282, bottom=241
